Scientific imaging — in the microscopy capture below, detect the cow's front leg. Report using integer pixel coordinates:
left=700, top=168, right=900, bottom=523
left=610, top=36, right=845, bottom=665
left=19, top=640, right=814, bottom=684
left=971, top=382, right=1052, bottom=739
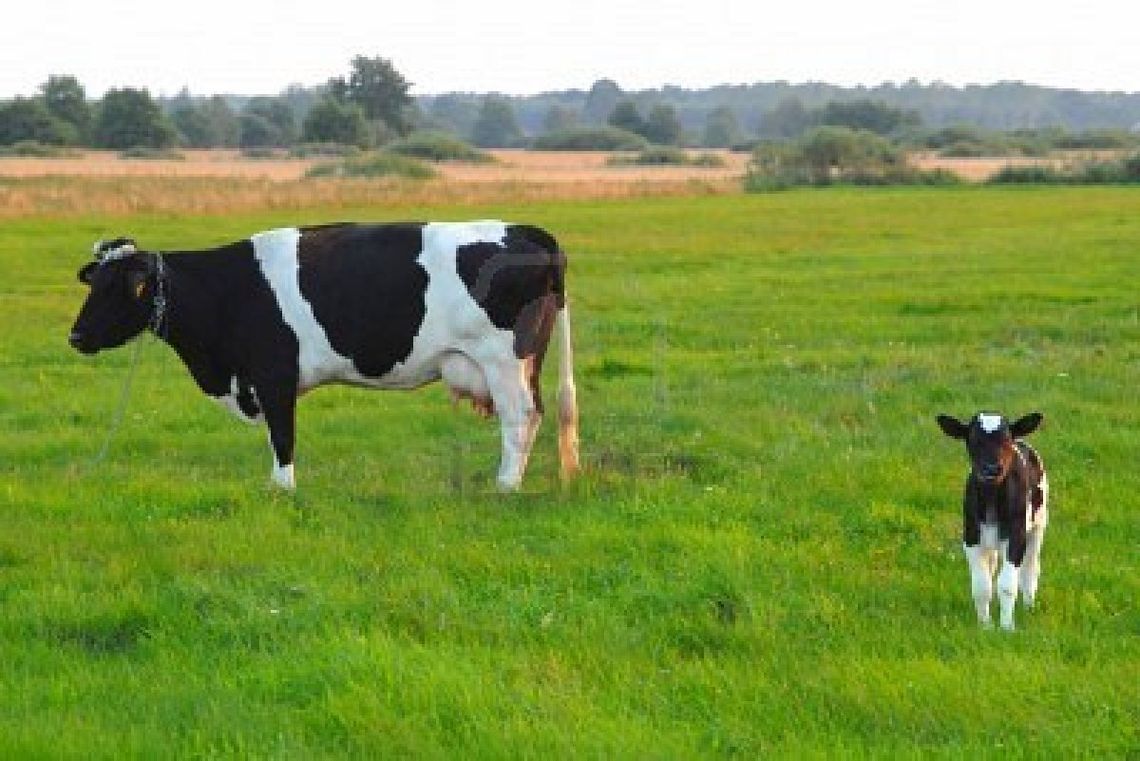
left=997, top=550, right=1021, bottom=632
left=964, top=543, right=993, bottom=627
left=256, top=382, right=297, bottom=489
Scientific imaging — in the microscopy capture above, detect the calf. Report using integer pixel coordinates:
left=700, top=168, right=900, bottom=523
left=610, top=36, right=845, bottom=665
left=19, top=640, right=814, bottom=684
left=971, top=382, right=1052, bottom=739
left=936, top=412, right=1048, bottom=630
left=69, top=222, right=579, bottom=491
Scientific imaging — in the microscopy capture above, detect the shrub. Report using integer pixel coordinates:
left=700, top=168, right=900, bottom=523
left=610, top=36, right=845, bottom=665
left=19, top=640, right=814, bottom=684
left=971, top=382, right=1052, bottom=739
left=531, top=126, right=648, bottom=151
left=745, top=128, right=960, bottom=191
left=986, top=155, right=1140, bottom=185
left=606, top=147, right=728, bottom=167
left=119, top=146, right=185, bottom=160
left=304, top=151, right=436, bottom=179
left=289, top=142, right=363, bottom=158
left=385, top=131, right=493, bottom=162
left=240, top=147, right=283, bottom=160
left=0, top=140, right=81, bottom=158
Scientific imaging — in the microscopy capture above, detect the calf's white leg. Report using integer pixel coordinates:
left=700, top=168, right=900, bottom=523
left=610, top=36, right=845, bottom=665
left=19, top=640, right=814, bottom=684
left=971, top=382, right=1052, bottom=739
left=964, top=543, right=993, bottom=627
left=997, top=544, right=1021, bottom=631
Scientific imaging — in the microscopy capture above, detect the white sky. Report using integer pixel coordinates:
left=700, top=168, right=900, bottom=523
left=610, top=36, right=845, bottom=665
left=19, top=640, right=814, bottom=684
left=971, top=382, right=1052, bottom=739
left=2, top=0, right=1137, bottom=98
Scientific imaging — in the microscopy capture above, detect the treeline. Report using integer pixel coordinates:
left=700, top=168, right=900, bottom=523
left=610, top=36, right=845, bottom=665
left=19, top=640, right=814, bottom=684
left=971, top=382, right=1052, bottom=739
left=2, top=58, right=1139, bottom=156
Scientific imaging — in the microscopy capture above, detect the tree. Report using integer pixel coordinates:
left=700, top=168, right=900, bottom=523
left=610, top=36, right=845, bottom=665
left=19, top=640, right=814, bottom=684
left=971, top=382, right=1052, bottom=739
left=470, top=96, right=522, bottom=148
left=328, top=55, right=413, bottom=135
left=582, top=79, right=622, bottom=124
left=796, top=126, right=899, bottom=182
left=816, top=99, right=921, bottom=135
left=239, top=114, right=282, bottom=149
left=40, top=75, right=90, bottom=141
left=607, top=100, right=645, bottom=135
left=427, top=94, right=480, bottom=138
left=245, top=96, right=297, bottom=145
left=301, top=96, right=370, bottom=147
left=542, top=105, right=577, bottom=133
left=0, top=97, right=74, bottom=145
left=642, top=103, right=682, bottom=145
left=760, top=97, right=811, bottom=139
left=171, top=105, right=213, bottom=148
left=93, top=88, right=177, bottom=149
left=170, top=95, right=239, bottom=148
left=703, top=105, right=740, bottom=148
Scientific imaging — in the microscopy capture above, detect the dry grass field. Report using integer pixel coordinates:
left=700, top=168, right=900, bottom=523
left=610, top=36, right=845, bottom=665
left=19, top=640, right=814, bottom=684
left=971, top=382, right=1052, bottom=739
left=0, top=149, right=750, bottom=183
left=1, top=148, right=1116, bottom=219
left=0, top=150, right=749, bottom=218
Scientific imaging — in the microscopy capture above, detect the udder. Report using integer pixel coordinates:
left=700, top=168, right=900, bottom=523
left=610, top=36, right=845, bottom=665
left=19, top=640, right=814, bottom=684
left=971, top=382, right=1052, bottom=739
left=441, top=352, right=494, bottom=417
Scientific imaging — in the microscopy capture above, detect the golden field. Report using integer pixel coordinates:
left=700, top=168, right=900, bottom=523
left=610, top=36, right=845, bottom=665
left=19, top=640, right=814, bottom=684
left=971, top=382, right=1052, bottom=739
left=0, top=148, right=1109, bottom=218
left=0, top=150, right=750, bottom=218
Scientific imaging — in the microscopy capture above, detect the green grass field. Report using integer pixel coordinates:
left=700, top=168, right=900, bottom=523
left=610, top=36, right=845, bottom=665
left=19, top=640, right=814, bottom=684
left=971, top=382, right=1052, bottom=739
left=1, top=188, right=1137, bottom=757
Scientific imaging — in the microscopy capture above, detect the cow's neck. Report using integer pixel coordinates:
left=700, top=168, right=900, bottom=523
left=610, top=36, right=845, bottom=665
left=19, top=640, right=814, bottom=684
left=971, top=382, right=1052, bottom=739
left=155, top=249, right=240, bottom=397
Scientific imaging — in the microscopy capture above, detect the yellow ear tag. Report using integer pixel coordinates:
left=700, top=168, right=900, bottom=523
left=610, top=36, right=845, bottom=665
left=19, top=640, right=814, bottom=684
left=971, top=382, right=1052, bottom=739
left=135, top=280, right=147, bottom=299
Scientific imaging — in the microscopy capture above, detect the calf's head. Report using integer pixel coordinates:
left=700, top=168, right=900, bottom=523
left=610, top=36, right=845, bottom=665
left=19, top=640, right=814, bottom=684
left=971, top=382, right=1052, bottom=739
left=936, top=411, right=1043, bottom=484
left=69, top=238, right=158, bottom=354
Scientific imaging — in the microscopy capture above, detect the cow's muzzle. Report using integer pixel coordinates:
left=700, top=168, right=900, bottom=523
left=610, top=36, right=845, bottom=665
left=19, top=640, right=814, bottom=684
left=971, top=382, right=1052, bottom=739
left=68, top=331, right=97, bottom=354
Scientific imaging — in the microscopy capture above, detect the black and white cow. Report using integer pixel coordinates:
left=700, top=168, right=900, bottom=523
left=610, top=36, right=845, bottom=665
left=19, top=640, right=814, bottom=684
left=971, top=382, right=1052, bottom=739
left=936, top=412, right=1048, bottom=630
left=69, top=222, right=579, bottom=491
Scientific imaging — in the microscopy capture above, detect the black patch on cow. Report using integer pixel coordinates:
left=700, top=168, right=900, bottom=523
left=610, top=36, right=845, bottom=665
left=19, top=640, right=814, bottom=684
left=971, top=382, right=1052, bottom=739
left=295, top=223, right=429, bottom=379
left=455, top=224, right=564, bottom=360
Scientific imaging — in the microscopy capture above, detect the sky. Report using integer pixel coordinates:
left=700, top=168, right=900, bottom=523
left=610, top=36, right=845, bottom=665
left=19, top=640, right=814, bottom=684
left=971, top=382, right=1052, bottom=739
left=2, top=0, right=1138, bottom=98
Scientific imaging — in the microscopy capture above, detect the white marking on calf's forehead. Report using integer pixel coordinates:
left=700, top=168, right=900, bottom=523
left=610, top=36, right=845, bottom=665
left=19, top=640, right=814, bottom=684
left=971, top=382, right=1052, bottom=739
left=977, top=413, right=1004, bottom=433
left=92, top=239, right=137, bottom=261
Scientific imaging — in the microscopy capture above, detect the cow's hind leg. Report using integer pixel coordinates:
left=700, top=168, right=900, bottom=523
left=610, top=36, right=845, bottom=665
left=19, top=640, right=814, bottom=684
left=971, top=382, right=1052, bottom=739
left=483, top=356, right=540, bottom=491
left=1021, top=505, right=1048, bottom=609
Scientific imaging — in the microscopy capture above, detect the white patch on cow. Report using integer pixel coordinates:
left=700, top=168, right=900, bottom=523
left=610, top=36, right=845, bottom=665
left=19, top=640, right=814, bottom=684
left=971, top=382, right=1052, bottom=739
left=213, top=377, right=262, bottom=424
left=251, top=221, right=542, bottom=491
left=251, top=228, right=357, bottom=391
left=978, top=413, right=1003, bottom=433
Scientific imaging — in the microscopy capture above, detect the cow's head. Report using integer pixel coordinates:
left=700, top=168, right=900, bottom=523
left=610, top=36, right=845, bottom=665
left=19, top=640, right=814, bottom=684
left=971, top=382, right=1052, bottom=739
left=936, top=412, right=1043, bottom=485
left=69, top=238, right=159, bottom=354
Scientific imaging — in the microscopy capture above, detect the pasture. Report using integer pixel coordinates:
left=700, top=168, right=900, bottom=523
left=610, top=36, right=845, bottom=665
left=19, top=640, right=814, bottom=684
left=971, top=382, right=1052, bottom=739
left=0, top=187, right=1137, bottom=756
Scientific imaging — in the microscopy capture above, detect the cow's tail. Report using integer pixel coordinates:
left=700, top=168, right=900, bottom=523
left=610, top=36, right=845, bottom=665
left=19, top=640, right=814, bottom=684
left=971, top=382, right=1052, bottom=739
left=556, top=300, right=580, bottom=480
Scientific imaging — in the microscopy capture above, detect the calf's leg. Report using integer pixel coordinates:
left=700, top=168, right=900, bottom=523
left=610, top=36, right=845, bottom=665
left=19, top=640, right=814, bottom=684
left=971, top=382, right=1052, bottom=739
left=964, top=543, right=993, bottom=627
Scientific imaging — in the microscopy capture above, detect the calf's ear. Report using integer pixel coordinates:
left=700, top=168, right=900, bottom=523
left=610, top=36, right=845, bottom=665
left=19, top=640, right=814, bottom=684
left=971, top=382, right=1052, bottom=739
left=78, top=262, right=97, bottom=285
left=1010, top=412, right=1043, bottom=438
left=936, top=414, right=969, bottom=439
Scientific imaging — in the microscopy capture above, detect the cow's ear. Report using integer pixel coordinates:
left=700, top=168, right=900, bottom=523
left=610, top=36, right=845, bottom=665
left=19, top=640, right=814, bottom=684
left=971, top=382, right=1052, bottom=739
left=1010, top=412, right=1043, bottom=438
left=78, top=262, right=97, bottom=285
left=936, top=414, right=969, bottom=439
left=127, top=268, right=149, bottom=300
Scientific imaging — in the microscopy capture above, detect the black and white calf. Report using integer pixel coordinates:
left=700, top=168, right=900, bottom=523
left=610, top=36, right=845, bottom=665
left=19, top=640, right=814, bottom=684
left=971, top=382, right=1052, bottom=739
left=936, top=412, right=1048, bottom=630
left=69, top=222, right=580, bottom=490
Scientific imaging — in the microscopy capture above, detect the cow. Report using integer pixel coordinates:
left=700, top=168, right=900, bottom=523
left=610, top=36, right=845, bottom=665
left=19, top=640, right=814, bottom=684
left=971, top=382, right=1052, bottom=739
left=69, top=221, right=580, bottom=491
left=936, top=412, right=1048, bottom=631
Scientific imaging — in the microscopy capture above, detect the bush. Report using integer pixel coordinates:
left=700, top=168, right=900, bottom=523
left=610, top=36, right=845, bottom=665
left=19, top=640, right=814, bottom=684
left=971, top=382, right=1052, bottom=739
left=304, top=151, right=437, bottom=179
left=240, top=147, right=284, bottom=160
left=0, top=140, right=81, bottom=158
left=986, top=155, right=1140, bottom=185
left=531, top=126, right=648, bottom=151
left=745, top=129, right=961, bottom=191
left=385, top=131, right=493, bottom=163
left=606, top=147, right=728, bottom=167
left=119, top=146, right=185, bottom=160
left=289, top=142, right=364, bottom=158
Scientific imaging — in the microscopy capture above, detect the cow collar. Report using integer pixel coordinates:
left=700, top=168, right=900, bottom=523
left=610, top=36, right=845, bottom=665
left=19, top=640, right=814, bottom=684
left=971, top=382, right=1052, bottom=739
left=150, top=253, right=169, bottom=338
